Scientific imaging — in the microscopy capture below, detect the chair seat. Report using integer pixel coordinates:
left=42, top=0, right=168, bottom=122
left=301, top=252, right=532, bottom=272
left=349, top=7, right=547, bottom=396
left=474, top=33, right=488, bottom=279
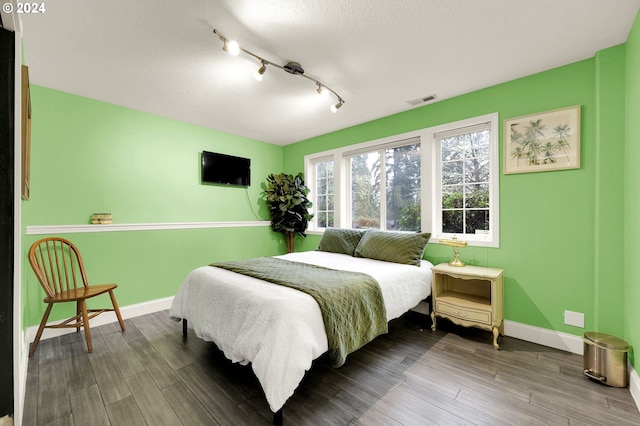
left=44, top=283, right=118, bottom=303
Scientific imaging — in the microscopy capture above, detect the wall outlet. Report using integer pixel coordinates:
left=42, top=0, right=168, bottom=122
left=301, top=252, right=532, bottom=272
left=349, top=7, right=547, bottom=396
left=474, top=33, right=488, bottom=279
left=564, top=310, right=585, bottom=328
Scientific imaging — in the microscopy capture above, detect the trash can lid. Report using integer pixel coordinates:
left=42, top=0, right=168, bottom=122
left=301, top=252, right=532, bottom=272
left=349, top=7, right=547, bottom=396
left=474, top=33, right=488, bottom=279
left=583, top=332, right=629, bottom=351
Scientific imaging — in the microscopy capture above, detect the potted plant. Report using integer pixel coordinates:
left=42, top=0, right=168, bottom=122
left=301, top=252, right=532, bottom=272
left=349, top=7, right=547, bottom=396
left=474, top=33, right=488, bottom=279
left=264, top=172, right=313, bottom=253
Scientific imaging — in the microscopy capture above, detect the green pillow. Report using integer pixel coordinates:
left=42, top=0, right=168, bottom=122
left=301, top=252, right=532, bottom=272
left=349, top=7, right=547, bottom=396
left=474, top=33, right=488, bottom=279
left=317, top=228, right=367, bottom=256
left=354, top=230, right=431, bottom=266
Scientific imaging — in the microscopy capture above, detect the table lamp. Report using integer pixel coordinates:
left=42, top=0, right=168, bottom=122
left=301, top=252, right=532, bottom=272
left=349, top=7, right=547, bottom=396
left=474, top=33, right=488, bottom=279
left=439, top=236, right=468, bottom=267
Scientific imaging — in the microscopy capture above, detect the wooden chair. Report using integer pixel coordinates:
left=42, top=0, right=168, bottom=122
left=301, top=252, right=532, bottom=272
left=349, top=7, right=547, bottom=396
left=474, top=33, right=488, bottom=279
left=28, top=237, right=125, bottom=357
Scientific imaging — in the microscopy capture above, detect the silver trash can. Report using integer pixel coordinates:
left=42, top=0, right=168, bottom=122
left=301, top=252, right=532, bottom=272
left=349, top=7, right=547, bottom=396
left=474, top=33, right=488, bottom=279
left=583, top=332, right=630, bottom=388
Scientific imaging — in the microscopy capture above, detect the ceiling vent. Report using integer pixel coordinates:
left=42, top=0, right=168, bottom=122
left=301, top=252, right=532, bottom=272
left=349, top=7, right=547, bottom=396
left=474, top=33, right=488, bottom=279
left=407, top=94, right=437, bottom=106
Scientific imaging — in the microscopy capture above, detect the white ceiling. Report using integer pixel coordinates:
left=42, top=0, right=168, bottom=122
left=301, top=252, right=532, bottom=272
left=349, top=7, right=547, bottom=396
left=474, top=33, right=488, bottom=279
left=16, top=0, right=640, bottom=146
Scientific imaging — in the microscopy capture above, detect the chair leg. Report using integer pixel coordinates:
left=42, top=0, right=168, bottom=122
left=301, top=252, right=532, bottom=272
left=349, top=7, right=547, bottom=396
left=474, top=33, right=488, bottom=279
left=109, top=290, right=126, bottom=332
left=29, top=304, right=53, bottom=358
left=76, top=302, right=81, bottom=332
left=79, top=300, right=93, bottom=353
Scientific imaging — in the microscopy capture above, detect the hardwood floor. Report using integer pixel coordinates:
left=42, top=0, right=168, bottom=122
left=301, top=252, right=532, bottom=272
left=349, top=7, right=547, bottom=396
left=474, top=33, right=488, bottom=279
left=23, top=310, right=640, bottom=425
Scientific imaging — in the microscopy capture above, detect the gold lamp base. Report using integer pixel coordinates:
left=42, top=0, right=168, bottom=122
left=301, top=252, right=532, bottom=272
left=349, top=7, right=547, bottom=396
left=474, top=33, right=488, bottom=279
left=448, top=249, right=465, bottom=267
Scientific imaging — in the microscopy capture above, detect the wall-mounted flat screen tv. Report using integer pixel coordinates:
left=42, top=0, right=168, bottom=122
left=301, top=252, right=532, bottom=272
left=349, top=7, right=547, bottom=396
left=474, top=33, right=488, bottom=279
left=201, top=151, right=251, bottom=187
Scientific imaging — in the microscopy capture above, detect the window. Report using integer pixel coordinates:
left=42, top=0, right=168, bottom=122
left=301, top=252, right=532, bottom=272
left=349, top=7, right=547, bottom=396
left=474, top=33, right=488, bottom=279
left=436, top=124, right=491, bottom=237
left=304, top=113, right=499, bottom=247
left=348, top=140, right=421, bottom=231
left=310, top=157, right=335, bottom=228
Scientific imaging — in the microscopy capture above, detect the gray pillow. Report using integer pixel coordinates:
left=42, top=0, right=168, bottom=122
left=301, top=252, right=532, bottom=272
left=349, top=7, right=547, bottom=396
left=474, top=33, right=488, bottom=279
left=354, top=229, right=431, bottom=266
left=317, top=228, right=368, bottom=256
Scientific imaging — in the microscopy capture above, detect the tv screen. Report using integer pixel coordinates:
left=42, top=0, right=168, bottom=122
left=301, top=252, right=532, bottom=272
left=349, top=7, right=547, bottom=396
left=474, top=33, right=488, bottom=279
left=201, top=151, right=251, bottom=187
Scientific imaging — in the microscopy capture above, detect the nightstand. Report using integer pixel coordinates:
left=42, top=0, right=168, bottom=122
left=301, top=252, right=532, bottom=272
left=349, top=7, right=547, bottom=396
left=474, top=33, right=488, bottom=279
left=430, top=263, right=505, bottom=349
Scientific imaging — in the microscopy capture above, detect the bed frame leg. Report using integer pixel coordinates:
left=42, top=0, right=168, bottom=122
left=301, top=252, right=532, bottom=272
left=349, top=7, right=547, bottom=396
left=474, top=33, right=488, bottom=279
left=273, top=408, right=283, bottom=426
left=182, top=319, right=188, bottom=338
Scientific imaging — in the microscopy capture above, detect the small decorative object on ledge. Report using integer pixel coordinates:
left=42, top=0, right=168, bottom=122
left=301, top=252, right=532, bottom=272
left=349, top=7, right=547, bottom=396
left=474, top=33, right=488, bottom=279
left=91, top=213, right=112, bottom=224
left=439, top=235, right=468, bottom=267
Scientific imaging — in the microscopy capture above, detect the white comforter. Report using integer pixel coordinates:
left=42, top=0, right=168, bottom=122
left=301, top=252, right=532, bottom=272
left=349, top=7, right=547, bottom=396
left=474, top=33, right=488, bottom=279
left=169, top=251, right=433, bottom=412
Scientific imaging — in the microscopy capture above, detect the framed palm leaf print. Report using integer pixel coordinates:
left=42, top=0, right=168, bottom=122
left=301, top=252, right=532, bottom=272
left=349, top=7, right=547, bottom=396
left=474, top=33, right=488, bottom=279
left=503, top=105, right=580, bottom=174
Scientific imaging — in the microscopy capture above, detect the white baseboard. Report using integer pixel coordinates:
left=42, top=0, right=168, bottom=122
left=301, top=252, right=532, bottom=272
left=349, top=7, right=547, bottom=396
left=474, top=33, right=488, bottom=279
left=504, top=319, right=583, bottom=354
left=25, top=296, right=174, bottom=345
left=630, top=364, right=640, bottom=411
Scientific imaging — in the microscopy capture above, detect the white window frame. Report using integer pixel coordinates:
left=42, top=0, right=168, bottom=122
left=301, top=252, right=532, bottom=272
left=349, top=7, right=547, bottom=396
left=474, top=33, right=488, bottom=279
left=304, top=112, right=499, bottom=247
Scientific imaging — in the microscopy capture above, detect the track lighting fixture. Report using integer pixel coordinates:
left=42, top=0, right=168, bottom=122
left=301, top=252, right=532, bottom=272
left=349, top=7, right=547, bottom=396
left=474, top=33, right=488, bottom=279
left=213, top=28, right=345, bottom=113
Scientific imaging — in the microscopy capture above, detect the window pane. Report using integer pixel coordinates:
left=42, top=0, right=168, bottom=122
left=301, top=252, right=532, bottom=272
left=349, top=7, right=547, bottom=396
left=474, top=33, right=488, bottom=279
left=351, top=152, right=380, bottom=229
left=318, top=195, right=327, bottom=210
left=465, top=210, right=490, bottom=234
left=317, top=161, right=327, bottom=178
left=442, top=210, right=463, bottom=234
left=318, top=212, right=328, bottom=228
left=386, top=144, right=421, bottom=231
left=464, top=157, right=489, bottom=183
left=317, top=176, right=327, bottom=194
left=464, top=183, right=489, bottom=209
left=442, top=185, right=463, bottom=209
left=442, top=160, right=463, bottom=185
left=442, top=136, right=465, bottom=161
left=467, top=131, right=490, bottom=157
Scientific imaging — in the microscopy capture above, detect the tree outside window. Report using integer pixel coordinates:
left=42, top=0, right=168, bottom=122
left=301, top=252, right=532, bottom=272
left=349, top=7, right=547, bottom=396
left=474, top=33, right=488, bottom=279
left=350, top=143, right=421, bottom=231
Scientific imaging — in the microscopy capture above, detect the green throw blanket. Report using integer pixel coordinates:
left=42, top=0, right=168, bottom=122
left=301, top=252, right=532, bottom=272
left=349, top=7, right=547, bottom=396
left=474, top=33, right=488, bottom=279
left=212, top=257, right=387, bottom=367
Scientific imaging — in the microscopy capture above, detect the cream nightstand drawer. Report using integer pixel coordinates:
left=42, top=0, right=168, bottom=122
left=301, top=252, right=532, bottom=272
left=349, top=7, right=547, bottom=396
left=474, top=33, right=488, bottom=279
left=436, top=300, right=491, bottom=324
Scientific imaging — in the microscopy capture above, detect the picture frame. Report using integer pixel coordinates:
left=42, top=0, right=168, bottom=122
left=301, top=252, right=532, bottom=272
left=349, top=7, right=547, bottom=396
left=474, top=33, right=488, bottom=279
left=21, top=65, right=31, bottom=200
left=503, top=105, right=580, bottom=174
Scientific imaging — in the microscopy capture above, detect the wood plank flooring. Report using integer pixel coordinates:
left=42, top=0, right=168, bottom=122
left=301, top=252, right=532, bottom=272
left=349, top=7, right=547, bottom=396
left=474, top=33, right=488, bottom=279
left=23, top=310, right=640, bottom=425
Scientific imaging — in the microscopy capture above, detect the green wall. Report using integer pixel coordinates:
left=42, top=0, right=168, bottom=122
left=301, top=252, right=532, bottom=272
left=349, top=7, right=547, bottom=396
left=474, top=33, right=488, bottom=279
left=22, top=87, right=284, bottom=326
left=284, top=52, right=627, bottom=339
left=625, top=11, right=640, bottom=366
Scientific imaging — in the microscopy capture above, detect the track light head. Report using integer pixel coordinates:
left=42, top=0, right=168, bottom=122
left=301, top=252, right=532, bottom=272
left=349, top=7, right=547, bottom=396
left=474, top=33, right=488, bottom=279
left=317, top=83, right=329, bottom=98
left=331, top=100, right=344, bottom=113
left=223, top=40, right=240, bottom=56
left=254, top=62, right=267, bottom=81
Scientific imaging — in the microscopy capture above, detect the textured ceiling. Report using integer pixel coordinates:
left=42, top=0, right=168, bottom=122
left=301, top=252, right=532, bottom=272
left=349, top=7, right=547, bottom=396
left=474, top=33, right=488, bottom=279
left=17, top=0, right=640, bottom=145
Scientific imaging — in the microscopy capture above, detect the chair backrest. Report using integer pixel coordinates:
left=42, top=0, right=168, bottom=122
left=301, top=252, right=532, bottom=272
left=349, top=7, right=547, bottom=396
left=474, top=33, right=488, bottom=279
left=29, top=237, right=89, bottom=298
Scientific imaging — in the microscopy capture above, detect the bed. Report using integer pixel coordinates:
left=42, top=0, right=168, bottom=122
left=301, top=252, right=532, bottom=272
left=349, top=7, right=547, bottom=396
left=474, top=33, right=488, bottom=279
left=169, top=228, right=432, bottom=423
